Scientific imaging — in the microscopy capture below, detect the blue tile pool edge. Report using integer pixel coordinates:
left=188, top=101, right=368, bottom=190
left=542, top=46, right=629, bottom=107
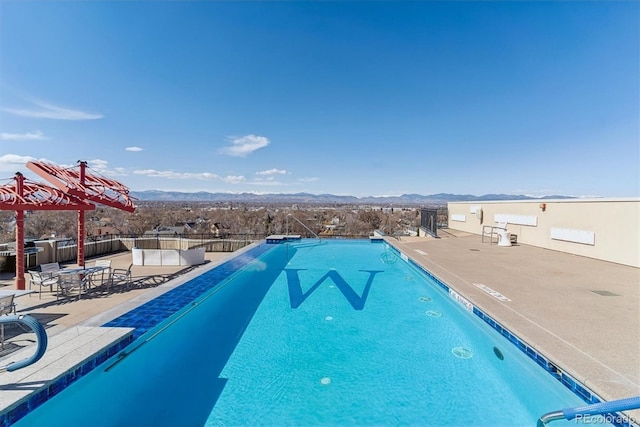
left=386, top=242, right=636, bottom=427
left=102, top=242, right=273, bottom=340
left=0, top=332, right=134, bottom=427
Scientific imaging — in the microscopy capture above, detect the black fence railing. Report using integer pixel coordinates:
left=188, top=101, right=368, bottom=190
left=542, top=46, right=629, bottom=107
left=420, top=208, right=449, bottom=237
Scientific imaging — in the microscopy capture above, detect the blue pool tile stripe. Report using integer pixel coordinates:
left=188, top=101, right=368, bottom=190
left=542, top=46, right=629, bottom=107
left=103, top=244, right=272, bottom=340
left=0, top=334, right=133, bottom=427
left=386, top=243, right=637, bottom=427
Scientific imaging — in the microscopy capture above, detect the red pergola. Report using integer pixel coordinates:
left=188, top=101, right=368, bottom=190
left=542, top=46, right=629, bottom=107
left=0, top=172, right=95, bottom=289
left=26, top=161, right=136, bottom=268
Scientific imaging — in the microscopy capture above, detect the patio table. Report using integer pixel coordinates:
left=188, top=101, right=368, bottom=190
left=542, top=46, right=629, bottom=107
left=57, top=266, right=110, bottom=290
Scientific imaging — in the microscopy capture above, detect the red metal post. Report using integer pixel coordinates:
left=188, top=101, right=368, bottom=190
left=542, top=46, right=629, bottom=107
left=15, top=173, right=26, bottom=290
left=15, top=211, right=25, bottom=290
left=77, top=161, right=87, bottom=267
left=78, top=210, right=85, bottom=267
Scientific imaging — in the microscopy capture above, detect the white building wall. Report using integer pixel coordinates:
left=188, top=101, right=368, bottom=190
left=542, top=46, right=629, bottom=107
left=447, top=198, right=640, bottom=268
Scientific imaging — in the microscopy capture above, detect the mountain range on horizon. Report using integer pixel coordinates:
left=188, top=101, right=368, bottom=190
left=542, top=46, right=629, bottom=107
left=129, top=190, right=575, bottom=204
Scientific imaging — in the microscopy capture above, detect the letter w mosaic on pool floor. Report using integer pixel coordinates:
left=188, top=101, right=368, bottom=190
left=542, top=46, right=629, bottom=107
left=284, top=269, right=383, bottom=310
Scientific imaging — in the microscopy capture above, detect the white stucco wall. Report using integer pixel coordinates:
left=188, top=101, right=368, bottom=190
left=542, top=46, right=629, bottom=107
left=447, top=198, right=640, bottom=268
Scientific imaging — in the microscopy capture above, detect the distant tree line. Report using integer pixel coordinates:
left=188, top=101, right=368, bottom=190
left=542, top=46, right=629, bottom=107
left=0, top=201, right=438, bottom=243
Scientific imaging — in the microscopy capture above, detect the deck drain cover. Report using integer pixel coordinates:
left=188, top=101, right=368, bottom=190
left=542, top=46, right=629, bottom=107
left=591, top=290, right=620, bottom=296
left=452, top=347, right=473, bottom=359
left=469, top=249, right=480, bottom=252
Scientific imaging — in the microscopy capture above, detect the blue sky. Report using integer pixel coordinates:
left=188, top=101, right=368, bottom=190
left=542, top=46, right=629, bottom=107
left=0, top=1, right=638, bottom=198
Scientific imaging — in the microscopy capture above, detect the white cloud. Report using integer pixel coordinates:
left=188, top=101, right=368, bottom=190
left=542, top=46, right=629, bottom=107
left=134, top=169, right=183, bottom=179
left=184, top=172, right=222, bottom=180
left=125, top=146, right=143, bottom=152
left=2, top=99, right=102, bottom=120
left=0, top=154, right=37, bottom=173
left=0, top=130, right=47, bottom=141
left=223, top=175, right=246, bottom=184
left=256, top=168, right=287, bottom=176
left=252, top=179, right=287, bottom=186
left=133, top=169, right=223, bottom=181
left=299, top=177, right=319, bottom=183
left=220, top=135, right=269, bottom=157
left=86, top=159, right=127, bottom=176
left=0, top=154, right=61, bottom=179
left=112, top=167, right=128, bottom=175
left=88, top=159, right=109, bottom=171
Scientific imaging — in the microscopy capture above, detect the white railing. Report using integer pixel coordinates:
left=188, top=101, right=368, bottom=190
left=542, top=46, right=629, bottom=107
left=286, top=214, right=320, bottom=240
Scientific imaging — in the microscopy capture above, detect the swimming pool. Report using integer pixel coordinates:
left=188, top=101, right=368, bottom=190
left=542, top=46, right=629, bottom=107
left=14, top=240, right=613, bottom=426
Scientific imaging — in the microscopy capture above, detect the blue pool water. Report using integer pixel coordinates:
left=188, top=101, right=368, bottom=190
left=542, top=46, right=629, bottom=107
left=14, top=240, right=611, bottom=426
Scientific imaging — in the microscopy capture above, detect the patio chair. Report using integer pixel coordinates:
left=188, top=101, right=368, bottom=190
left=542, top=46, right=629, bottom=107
left=28, top=270, right=59, bottom=299
left=39, top=262, right=62, bottom=277
left=57, top=273, right=87, bottom=301
left=109, top=264, right=133, bottom=290
left=0, top=294, right=16, bottom=349
left=88, top=260, right=112, bottom=288
left=481, top=222, right=509, bottom=245
left=0, top=295, right=16, bottom=317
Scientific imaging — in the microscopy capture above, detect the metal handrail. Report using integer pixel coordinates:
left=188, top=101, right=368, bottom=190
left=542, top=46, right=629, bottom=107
left=537, top=396, right=640, bottom=426
left=286, top=214, right=320, bottom=240
left=0, top=315, right=48, bottom=372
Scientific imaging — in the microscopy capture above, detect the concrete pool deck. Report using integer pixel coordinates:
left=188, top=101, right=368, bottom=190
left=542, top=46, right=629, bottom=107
left=0, top=237, right=638, bottom=423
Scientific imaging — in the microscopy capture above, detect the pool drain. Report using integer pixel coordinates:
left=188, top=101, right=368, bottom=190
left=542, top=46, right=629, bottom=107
left=426, top=310, right=442, bottom=317
left=452, top=347, right=473, bottom=359
left=320, top=377, right=331, bottom=385
left=493, top=346, right=504, bottom=360
left=404, top=276, right=414, bottom=281
left=418, top=296, right=432, bottom=302
left=325, top=316, right=333, bottom=321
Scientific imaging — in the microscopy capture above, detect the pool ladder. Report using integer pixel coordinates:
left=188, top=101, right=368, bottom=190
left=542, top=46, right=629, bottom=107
left=537, top=395, right=640, bottom=426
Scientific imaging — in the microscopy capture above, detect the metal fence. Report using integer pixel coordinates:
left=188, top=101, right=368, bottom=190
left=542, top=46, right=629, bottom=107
left=420, top=208, right=449, bottom=237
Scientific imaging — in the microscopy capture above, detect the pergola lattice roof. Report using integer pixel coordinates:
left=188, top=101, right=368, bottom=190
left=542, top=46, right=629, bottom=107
left=26, top=161, right=135, bottom=212
left=1, top=161, right=135, bottom=290
left=0, top=173, right=95, bottom=211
